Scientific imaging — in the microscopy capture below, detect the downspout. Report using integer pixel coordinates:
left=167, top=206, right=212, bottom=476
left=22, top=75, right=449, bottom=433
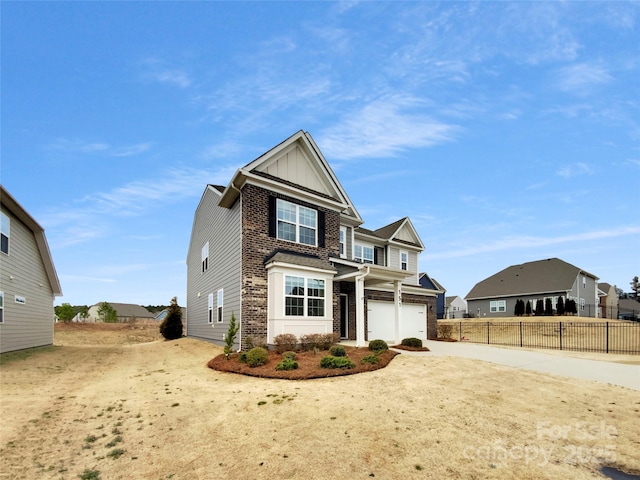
left=355, top=265, right=370, bottom=348
left=230, top=180, right=242, bottom=352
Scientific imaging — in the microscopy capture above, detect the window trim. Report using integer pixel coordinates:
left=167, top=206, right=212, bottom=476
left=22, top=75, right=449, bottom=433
left=400, top=250, right=408, bottom=271
left=276, top=198, right=317, bottom=247
left=490, top=300, right=506, bottom=313
left=1, top=212, right=9, bottom=255
left=0, top=291, right=4, bottom=323
left=284, top=275, right=325, bottom=318
left=201, top=242, right=209, bottom=273
left=354, top=244, right=374, bottom=264
left=339, top=226, right=347, bottom=258
left=217, top=289, right=223, bottom=323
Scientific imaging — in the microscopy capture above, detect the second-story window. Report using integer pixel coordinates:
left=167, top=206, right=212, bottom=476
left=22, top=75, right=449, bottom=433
left=401, top=251, right=408, bottom=271
left=277, top=199, right=317, bottom=246
left=339, top=226, right=347, bottom=258
left=201, top=242, right=209, bottom=273
left=354, top=244, right=374, bottom=264
left=1, top=212, right=10, bottom=255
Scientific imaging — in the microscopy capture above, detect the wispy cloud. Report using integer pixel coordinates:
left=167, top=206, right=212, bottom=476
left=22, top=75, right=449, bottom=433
left=47, top=138, right=151, bottom=158
left=425, top=226, right=640, bottom=261
left=556, top=63, right=612, bottom=95
left=113, top=143, right=152, bottom=157
left=318, top=96, right=458, bottom=160
left=140, top=58, right=192, bottom=88
left=556, top=162, right=594, bottom=178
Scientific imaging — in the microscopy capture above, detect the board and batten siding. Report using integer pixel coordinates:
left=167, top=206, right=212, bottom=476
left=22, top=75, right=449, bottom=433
left=0, top=208, right=55, bottom=353
left=186, top=187, right=242, bottom=347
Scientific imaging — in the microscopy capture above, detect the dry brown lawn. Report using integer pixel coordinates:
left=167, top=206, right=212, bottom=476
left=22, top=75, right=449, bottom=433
left=0, top=322, right=638, bottom=480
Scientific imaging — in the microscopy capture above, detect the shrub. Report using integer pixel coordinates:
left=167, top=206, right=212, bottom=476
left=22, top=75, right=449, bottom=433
left=245, top=347, right=269, bottom=368
left=368, top=339, right=388, bottom=353
left=282, top=351, right=297, bottom=360
left=238, top=352, right=247, bottom=364
left=159, top=297, right=183, bottom=340
left=224, top=312, right=239, bottom=359
left=300, top=333, right=337, bottom=351
left=320, top=356, right=355, bottom=369
left=275, top=357, right=298, bottom=371
left=361, top=354, right=379, bottom=365
left=401, top=337, right=423, bottom=348
left=437, top=324, right=452, bottom=339
left=329, top=345, right=346, bottom=357
left=274, top=333, right=298, bottom=354
left=245, top=336, right=268, bottom=350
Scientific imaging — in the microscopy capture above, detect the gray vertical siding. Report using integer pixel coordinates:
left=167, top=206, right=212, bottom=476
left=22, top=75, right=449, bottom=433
left=0, top=208, right=55, bottom=353
left=186, top=187, right=242, bottom=347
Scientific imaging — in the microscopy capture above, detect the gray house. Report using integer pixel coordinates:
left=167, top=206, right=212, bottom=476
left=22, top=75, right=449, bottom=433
left=466, top=258, right=599, bottom=318
left=186, top=131, right=439, bottom=349
left=0, top=186, right=62, bottom=353
left=85, top=302, right=155, bottom=323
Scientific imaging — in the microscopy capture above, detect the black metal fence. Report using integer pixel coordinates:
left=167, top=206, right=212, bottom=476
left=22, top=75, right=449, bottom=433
left=447, top=321, right=640, bottom=355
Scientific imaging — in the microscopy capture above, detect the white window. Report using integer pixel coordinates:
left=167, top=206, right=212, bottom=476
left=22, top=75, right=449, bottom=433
left=217, top=289, right=223, bottom=323
left=1, top=212, right=9, bottom=255
left=490, top=300, right=506, bottom=312
left=208, top=293, right=214, bottom=324
left=0, top=291, right=3, bottom=323
left=285, top=275, right=325, bottom=317
left=400, top=251, right=408, bottom=271
left=354, top=244, right=374, bottom=264
left=277, top=199, right=317, bottom=246
left=583, top=276, right=586, bottom=287
left=580, top=298, right=585, bottom=311
left=201, top=242, right=209, bottom=273
left=339, top=226, right=347, bottom=258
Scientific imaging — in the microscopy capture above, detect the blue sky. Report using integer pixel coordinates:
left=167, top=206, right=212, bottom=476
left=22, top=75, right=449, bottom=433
left=2, top=1, right=639, bottom=307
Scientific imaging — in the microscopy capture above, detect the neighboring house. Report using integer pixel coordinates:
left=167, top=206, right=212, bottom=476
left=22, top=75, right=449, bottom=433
left=465, top=258, right=599, bottom=318
left=419, top=273, right=446, bottom=319
left=0, top=186, right=62, bottom=353
left=186, top=130, right=439, bottom=349
left=445, top=296, right=467, bottom=319
left=597, top=282, right=618, bottom=319
left=86, top=302, right=155, bottom=323
left=617, top=298, right=640, bottom=321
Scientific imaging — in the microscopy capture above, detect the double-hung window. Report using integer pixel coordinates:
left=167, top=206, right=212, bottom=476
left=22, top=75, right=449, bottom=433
left=208, top=293, right=214, bottom=323
left=277, top=199, right=317, bottom=246
left=1, top=212, right=9, bottom=255
left=354, top=244, right=373, bottom=264
left=217, top=289, right=223, bottom=322
left=400, top=251, right=408, bottom=271
left=0, top=291, right=4, bottom=323
left=285, top=275, right=325, bottom=317
left=339, top=226, right=347, bottom=258
left=490, top=300, right=506, bottom=312
left=201, top=242, right=209, bottom=273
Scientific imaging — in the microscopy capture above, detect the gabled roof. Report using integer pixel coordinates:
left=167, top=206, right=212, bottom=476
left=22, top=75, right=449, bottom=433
left=91, top=302, right=155, bottom=319
left=217, top=131, right=362, bottom=223
left=419, top=272, right=446, bottom=292
left=355, top=217, right=424, bottom=250
left=264, top=250, right=337, bottom=273
left=466, top=258, right=598, bottom=300
left=0, top=185, right=62, bottom=296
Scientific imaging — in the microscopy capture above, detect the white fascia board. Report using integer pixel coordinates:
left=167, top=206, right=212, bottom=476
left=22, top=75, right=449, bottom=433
left=265, top=261, right=337, bottom=276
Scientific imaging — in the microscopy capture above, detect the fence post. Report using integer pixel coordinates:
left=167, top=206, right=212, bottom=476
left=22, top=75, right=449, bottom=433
left=459, top=322, right=462, bottom=341
left=559, top=321, right=563, bottom=351
left=487, top=321, right=490, bottom=345
left=520, top=321, right=523, bottom=348
left=606, top=321, right=609, bottom=354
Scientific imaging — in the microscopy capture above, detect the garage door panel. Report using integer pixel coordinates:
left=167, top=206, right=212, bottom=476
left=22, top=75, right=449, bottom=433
left=368, top=301, right=427, bottom=342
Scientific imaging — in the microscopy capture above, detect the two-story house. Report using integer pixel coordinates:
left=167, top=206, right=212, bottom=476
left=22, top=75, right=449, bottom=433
left=0, top=185, right=62, bottom=353
left=186, top=131, right=438, bottom=349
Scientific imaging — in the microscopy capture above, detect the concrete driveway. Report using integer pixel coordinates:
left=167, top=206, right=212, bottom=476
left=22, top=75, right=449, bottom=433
left=397, top=340, right=640, bottom=391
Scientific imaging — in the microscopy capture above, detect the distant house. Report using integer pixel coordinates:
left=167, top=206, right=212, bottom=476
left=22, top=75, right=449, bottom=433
left=86, top=302, right=155, bottom=323
left=618, top=298, right=640, bottom=321
left=445, top=296, right=467, bottom=319
left=186, top=130, right=439, bottom=349
left=0, top=186, right=62, bottom=353
left=155, top=307, right=187, bottom=322
left=466, top=258, right=599, bottom=318
left=597, top=282, right=618, bottom=319
left=419, top=273, right=446, bottom=319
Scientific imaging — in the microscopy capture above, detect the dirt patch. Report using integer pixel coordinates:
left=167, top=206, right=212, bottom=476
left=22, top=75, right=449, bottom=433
left=53, top=321, right=162, bottom=345
left=208, top=347, right=398, bottom=380
left=1, top=323, right=639, bottom=480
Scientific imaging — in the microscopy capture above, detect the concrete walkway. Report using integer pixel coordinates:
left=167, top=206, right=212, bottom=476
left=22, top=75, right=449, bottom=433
left=395, top=340, right=640, bottom=391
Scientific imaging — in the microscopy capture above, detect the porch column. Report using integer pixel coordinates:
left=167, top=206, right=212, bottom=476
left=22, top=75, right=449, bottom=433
left=394, top=280, right=401, bottom=344
left=355, top=275, right=366, bottom=347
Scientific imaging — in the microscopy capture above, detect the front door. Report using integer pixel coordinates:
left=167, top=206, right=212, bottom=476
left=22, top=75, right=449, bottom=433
left=340, top=294, right=348, bottom=339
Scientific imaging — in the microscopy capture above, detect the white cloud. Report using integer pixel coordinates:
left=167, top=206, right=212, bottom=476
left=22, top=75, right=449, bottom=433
left=556, top=63, right=612, bottom=95
left=318, top=96, right=458, bottom=160
left=113, top=143, right=153, bottom=157
left=556, top=162, right=594, bottom=178
left=46, top=138, right=152, bottom=158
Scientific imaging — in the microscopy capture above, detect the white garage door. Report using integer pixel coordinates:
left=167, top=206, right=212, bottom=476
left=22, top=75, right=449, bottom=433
left=368, top=301, right=426, bottom=342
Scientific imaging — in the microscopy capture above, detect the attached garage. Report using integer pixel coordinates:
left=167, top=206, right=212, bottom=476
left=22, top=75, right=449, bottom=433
left=367, top=301, right=427, bottom=343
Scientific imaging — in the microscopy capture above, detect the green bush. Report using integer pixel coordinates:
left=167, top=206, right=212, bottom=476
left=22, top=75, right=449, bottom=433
left=282, top=351, right=297, bottom=360
left=320, top=356, right=355, bottom=369
left=160, top=297, right=183, bottom=340
left=368, top=339, right=388, bottom=353
left=401, top=337, right=423, bottom=348
left=246, top=347, right=269, bottom=367
left=275, top=357, right=299, bottom=371
left=329, top=345, right=346, bottom=357
left=361, top=354, right=379, bottom=365
left=274, top=333, right=298, bottom=353
left=238, top=352, right=248, bottom=364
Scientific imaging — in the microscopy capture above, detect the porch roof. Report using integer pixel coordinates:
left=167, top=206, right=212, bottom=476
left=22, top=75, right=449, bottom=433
left=331, top=257, right=412, bottom=285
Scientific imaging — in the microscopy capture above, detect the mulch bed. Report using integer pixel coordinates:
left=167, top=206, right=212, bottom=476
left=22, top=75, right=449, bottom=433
left=391, top=344, right=431, bottom=352
left=208, top=347, right=398, bottom=380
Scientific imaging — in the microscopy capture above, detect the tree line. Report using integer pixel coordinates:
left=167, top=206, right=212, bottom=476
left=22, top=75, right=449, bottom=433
left=54, top=303, right=168, bottom=323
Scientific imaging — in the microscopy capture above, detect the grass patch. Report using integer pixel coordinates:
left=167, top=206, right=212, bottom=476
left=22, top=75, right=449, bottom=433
left=0, top=346, right=59, bottom=366
left=106, top=448, right=125, bottom=459
left=79, top=468, right=101, bottom=480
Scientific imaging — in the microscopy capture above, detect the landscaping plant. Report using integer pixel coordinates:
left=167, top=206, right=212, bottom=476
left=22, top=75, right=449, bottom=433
left=159, top=297, right=183, bottom=340
left=223, top=312, right=239, bottom=359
